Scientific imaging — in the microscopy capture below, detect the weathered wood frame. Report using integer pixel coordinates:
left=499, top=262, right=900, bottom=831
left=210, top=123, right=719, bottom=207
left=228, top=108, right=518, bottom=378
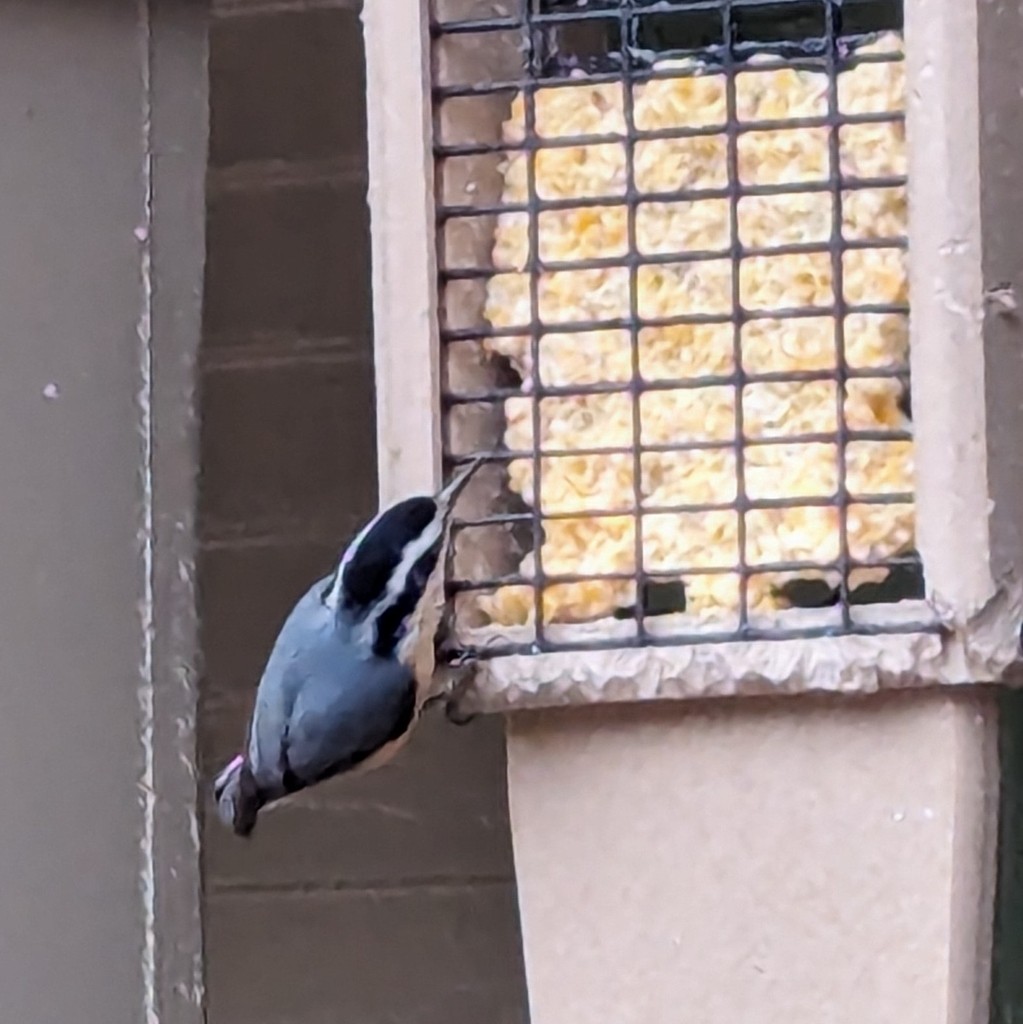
left=363, top=0, right=1023, bottom=713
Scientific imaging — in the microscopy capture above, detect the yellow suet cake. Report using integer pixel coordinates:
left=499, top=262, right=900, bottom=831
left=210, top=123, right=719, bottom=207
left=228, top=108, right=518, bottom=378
left=476, top=33, right=911, bottom=627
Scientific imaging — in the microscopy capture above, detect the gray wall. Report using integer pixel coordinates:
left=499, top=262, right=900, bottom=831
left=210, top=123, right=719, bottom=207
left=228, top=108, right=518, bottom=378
left=197, top=1, right=529, bottom=1020
left=0, top=1, right=207, bottom=1021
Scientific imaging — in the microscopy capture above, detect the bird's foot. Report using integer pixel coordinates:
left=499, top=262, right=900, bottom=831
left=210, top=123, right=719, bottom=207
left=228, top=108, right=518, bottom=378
left=444, top=699, right=477, bottom=727
left=431, top=656, right=478, bottom=727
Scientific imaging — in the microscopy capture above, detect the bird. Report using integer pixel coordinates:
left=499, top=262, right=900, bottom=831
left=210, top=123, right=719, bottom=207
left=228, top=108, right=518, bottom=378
left=212, top=457, right=485, bottom=838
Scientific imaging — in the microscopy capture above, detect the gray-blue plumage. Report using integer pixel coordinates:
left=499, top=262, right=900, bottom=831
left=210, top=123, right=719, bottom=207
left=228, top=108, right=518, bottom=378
left=214, top=571, right=419, bottom=838
left=249, top=577, right=416, bottom=794
left=213, top=457, right=484, bottom=838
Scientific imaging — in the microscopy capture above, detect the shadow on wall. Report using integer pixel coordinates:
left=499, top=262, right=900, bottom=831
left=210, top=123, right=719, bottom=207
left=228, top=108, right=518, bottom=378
left=195, top=2, right=528, bottom=1022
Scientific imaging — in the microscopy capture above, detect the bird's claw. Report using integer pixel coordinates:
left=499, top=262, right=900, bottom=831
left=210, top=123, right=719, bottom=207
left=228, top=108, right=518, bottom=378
left=442, top=647, right=475, bottom=669
left=444, top=699, right=477, bottom=727
left=434, top=654, right=477, bottom=726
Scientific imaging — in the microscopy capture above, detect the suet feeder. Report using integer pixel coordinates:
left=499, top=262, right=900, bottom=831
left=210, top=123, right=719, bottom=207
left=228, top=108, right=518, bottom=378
left=363, top=0, right=1023, bottom=1020
left=366, top=0, right=1023, bottom=707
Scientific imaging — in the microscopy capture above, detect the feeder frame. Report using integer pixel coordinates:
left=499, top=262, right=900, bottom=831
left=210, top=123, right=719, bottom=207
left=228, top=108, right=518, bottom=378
left=362, top=0, right=1023, bottom=713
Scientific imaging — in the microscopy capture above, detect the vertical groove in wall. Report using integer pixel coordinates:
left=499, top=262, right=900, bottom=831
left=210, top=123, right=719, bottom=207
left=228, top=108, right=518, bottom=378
left=145, top=2, right=209, bottom=1018
left=0, top=1, right=205, bottom=1017
left=135, top=0, right=158, bottom=1021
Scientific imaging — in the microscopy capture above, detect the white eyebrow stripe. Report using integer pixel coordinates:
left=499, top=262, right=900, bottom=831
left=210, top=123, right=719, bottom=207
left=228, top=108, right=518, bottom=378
left=323, top=505, right=389, bottom=613
left=324, top=457, right=484, bottom=624
left=355, top=512, right=445, bottom=652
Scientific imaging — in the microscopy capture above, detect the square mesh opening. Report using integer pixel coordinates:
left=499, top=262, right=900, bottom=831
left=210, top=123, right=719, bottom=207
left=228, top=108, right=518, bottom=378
left=432, top=0, right=932, bottom=658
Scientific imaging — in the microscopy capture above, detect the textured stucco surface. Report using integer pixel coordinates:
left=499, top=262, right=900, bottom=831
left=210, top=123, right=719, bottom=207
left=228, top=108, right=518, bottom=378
left=508, top=692, right=999, bottom=1024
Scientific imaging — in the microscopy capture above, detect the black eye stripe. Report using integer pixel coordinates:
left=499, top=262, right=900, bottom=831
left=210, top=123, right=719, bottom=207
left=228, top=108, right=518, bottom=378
left=372, top=537, right=444, bottom=658
left=340, top=497, right=437, bottom=613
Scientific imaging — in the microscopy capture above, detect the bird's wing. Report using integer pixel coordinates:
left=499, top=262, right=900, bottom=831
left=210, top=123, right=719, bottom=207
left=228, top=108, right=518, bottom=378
left=245, top=581, right=338, bottom=793
left=279, top=650, right=417, bottom=789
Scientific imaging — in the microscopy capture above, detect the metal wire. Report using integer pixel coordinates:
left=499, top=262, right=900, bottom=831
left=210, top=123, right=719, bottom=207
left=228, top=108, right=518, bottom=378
left=432, top=0, right=931, bottom=660
left=722, top=0, right=751, bottom=629
left=520, top=0, right=547, bottom=647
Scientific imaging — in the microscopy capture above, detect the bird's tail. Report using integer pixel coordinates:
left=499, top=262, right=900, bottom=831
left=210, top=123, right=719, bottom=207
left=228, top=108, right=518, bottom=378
left=213, top=754, right=263, bottom=838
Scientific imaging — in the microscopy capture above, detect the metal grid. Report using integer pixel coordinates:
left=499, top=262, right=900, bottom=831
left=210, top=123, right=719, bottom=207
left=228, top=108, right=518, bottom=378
left=431, top=0, right=933, bottom=659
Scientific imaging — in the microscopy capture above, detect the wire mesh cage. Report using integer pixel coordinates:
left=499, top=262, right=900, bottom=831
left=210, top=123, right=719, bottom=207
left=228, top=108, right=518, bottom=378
left=432, top=0, right=940, bottom=665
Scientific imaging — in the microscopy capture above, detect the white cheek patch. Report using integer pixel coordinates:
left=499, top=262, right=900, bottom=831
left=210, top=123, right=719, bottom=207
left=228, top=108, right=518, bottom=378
left=361, top=514, right=445, bottom=651
left=328, top=458, right=485, bottom=648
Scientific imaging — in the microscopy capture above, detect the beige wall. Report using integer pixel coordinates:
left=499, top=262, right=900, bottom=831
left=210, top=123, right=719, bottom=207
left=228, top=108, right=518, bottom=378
left=509, top=692, right=1000, bottom=1024
left=197, top=1, right=529, bottom=1020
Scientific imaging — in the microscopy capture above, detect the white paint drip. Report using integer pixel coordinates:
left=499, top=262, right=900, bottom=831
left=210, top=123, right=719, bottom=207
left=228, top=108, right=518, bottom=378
left=136, top=2, right=158, bottom=1020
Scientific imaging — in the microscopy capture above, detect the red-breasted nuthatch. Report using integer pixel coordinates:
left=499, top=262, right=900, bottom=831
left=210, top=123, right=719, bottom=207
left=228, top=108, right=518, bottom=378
left=212, top=458, right=483, bottom=837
